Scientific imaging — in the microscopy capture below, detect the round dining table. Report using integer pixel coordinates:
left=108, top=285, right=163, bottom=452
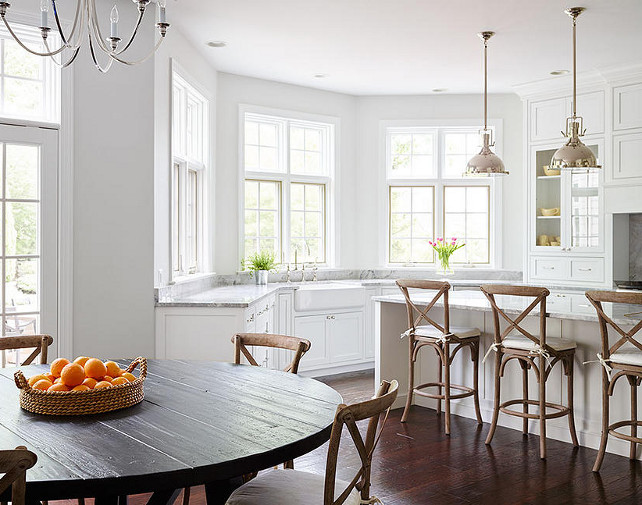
left=0, top=359, right=342, bottom=505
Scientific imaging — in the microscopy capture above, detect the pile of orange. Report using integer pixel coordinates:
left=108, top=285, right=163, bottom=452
left=27, top=357, right=138, bottom=392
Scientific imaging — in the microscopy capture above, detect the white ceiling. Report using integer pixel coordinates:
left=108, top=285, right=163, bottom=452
left=170, top=0, right=642, bottom=95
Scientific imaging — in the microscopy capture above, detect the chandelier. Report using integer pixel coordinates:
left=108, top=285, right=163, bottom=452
left=465, top=31, right=508, bottom=177
left=0, top=0, right=170, bottom=72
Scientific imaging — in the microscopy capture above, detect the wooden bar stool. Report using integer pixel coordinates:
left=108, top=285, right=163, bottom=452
left=586, top=290, right=642, bottom=472
left=397, top=279, right=482, bottom=435
left=481, top=285, right=578, bottom=459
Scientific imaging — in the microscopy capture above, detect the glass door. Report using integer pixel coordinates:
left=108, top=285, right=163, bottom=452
left=533, top=147, right=562, bottom=250
left=0, top=124, right=57, bottom=366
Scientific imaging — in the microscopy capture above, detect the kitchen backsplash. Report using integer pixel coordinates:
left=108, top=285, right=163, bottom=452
left=631, top=214, right=642, bottom=280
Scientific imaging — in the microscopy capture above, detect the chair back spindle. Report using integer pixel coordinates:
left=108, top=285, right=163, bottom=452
left=232, top=333, right=311, bottom=374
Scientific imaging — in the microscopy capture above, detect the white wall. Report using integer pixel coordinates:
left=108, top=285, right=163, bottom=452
left=154, top=27, right=218, bottom=285
left=215, top=73, right=359, bottom=274
left=73, top=0, right=156, bottom=357
left=355, top=94, right=524, bottom=271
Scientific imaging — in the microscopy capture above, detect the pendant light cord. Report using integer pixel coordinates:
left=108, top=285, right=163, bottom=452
left=484, top=37, right=488, bottom=131
left=572, top=15, right=577, bottom=118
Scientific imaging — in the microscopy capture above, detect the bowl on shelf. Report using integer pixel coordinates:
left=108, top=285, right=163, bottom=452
left=537, top=235, right=550, bottom=246
left=543, top=166, right=561, bottom=176
left=539, top=207, right=560, bottom=216
left=549, top=241, right=561, bottom=247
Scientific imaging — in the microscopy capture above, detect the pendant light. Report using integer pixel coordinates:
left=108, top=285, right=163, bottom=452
left=550, top=7, right=601, bottom=170
left=465, top=31, right=508, bottom=177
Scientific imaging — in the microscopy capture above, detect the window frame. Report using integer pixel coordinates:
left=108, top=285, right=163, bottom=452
left=170, top=62, right=210, bottom=280
left=382, top=119, right=503, bottom=268
left=239, top=105, right=338, bottom=268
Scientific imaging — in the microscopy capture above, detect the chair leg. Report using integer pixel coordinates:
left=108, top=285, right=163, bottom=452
left=539, top=354, right=547, bottom=460
left=182, top=487, right=190, bottom=505
left=566, top=357, right=579, bottom=447
left=284, top=459, right=294, bottom=469
left=629, top=376, right=638, bottom=460
left=520, top=360, right=529, bottom=436
left=437, top=352, right=442, bottom=417
left=444, top=344, right=451, bottom=435
left=485, top=351, right=502, bottom=445
left=472, top=341, right=483, bottom=425
left=401, top=338, right=415, bottom=423
left=593, top=369, right=611, bottom=472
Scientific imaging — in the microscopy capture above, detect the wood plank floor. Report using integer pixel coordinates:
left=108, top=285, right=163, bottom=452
left=55, top=370, right=642, bottom=504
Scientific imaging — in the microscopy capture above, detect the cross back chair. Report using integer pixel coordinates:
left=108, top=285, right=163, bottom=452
left=232, top=333, right=311, bottom=374
left=225, top=380, right=399, bottom=505
left=0, top=335, right=53, bottom=367
left=586, top=290, right=642, bottom=472
left=0, top=446, right=37, bottom=505
left=481, top=284, right=578, bottom=459
left=397, top=279, right=482, bottom=434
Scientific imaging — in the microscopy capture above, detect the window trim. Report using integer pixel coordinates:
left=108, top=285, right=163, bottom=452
left=170, top=60, right=210, bottom=281
left=238, top=104, right=339, bottom=268
left=381, top=119, right=504, bottom=268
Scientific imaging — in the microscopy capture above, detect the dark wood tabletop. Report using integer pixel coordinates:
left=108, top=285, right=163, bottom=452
left=0, top=359, right=342, bottom=505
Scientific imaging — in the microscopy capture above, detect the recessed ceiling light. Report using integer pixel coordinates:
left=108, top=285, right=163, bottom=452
left=313, top=74, right=328, bottom=79
left=550, top=69, right=570, bottom=76
left=207, top=41, right=227, bottom=48
left=432, top=88, right=448, bottom=93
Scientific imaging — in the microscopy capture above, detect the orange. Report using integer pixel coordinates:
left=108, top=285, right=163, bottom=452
left=50, top=358, right=70, bottom=378
left=48, top=383, right=70, bottom=392
left=84, top=358, right=107, bottom=379
left=45, top=373, right=56, bottom=382
left=104, top=361, right=122, bottom=377
left=121, top=372, right=136, bottom=382
left=111, top=377, right=128, bottom=386
left=60, top=363, right=85, bottom=387
left=32, top=379, right=53, bottom=391
left=28, top=374, right=49, bottom=387
left=82, top=378, right=97, bottom=389
left=94, top=381, right=112, bottom=389
left=73, top=356, right=90, bottom=367
left=72, top=385, right=90, bottom=391
left=103, top=375, right=113, bottom=383
left=54, top=378, right=62, bottom=384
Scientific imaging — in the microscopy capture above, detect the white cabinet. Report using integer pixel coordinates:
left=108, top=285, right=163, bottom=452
left=612, top=132, right=642, bottom=181
left=530, top=91, right=604, bottom=142
left=613, top=83, right=642, bottom=131
left=294, top=310, right=366, bottom=374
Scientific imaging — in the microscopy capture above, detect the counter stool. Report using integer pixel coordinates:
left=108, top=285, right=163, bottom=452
left=397, top=279, right=482, bottom=435
left=586, top=290, right=642, bottom=472
left=481, top=285, right=578, bottom=459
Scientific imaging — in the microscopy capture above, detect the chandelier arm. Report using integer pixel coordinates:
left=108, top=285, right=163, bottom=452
left=114, top=9, right=145, bottom=55
left=87, top=0, right=148, bottom=56
left=0, top=16, right=67, bottom=56
left=108, top=35, right=165, bottom=66
left=44, top=37, right=81, bottom=68
left=51, top=0, right=82, bottom=47
left=88, top=29, right=113, bottom=73
left=87, top=0, right=111, bottom=54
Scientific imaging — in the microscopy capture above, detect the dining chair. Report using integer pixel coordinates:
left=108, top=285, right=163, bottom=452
left=481, top=284, right=578, bottom=459
left=0, top=446, right=37, bottom=505
left=397, top=279, right=482, bottom=434
left=225, top=379, right=398, bottom=505
left=232, top=333, right=312, bottom=374
left=586, top=290, right=642, bottom=472
left=0, top=335, right=53, bottom=367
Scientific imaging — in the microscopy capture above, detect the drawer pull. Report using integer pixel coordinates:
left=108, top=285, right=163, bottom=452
left=246, top=314, right=255, bottom=323
left=578, top=268, right=592, bottom=272
left=542, top=266, right=555, bottom=270
left=326, top=315, right=335, bottom=320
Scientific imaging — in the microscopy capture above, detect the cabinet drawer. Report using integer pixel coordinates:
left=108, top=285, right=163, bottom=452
left=547, top=293, right=572, bottom=312
left=570, top=258, right=604, bottom=283
left=531, top=256, right=569, bottom=280
left=570, top=294, right=595, bottom=316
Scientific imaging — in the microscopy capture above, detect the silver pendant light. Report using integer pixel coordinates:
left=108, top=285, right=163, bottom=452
left=550, top=7, right=601, bottom=170
left=465, top=31, right=508, bottom=177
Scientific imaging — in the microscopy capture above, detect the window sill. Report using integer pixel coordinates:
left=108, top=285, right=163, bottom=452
left=170, top=272, right=217, bottom=286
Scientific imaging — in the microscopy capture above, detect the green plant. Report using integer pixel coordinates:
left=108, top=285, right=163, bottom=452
left=243, top=250, right=278, bottom=273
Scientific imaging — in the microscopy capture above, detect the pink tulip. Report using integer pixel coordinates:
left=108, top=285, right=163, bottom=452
left=437, top=238, right=443, bottom=242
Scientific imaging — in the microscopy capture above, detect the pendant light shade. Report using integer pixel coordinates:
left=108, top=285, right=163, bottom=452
left=550, top=7, right=601, bottom=170
left=465, top=31, right=508, bottom=177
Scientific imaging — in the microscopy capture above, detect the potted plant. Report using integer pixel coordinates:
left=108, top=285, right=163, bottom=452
left=429, top=237, right=465, bottom=275
left=243, top=250, right=278, bottom=285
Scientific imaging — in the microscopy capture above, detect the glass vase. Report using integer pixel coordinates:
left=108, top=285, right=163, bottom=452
left=437, top=253, right=454, bottom=276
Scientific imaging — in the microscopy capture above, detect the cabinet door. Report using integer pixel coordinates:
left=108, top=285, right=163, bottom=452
left=294, top=315, right=329, bottom=369
left=613, top=132, right=642, bottom=181
left=573, top=91, right=604, bottom=135
left=329, top=312, right=364, bottom=364
left=613, top=83, right=642, bottom=131
left=530, top=98, right=567, bottom=142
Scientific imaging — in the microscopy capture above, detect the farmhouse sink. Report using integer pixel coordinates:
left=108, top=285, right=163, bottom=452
left=294, top=283, right=366, bottom=312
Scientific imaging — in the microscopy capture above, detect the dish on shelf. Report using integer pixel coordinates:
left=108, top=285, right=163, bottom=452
left=543, top=166, right=561, bottom=176
left=537, top=235, right=550, bottom=246
left=539, top=207, right=560, bottom=216
left=549, top=241, right=560, bottom=247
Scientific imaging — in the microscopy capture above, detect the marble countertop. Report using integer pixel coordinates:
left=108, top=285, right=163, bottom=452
left=374, top=290, right=642, bottom=325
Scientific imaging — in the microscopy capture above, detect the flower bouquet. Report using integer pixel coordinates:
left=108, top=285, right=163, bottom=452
left=429, top=237, right=465, bottom=275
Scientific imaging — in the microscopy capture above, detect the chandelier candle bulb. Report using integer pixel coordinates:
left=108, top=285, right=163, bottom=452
left=40, top=0, right=48, bottom=28
left=158, top=0, right=166, bottom=24
left=110, top=6, right=119, bottom=39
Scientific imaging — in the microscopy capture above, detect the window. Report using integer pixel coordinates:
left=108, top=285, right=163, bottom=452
left=171, top=69, right=208, bottom=278
left=386, top=126, right=499, bottom=266
left=242, top=111, right=334, bottom=265
left=0, top=25, right=59, bottom=123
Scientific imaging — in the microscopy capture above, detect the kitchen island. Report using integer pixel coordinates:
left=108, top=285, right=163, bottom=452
left=374, top=288, right=642, bottom=460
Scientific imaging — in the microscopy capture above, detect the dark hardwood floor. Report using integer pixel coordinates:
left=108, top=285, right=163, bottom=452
left=56, top=370, right=642, bottom=504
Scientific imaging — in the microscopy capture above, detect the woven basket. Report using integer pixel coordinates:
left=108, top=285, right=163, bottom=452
left=14, top=357, right=147, bottom=416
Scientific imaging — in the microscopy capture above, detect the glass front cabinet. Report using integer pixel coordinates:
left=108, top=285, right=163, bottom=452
left=528, top=140, right=605, bottom=286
